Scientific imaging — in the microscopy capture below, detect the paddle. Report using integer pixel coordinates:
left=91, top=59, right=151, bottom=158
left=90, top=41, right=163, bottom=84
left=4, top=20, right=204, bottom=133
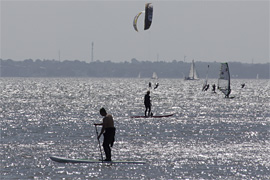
left=95, top=125, right=103, bottom=162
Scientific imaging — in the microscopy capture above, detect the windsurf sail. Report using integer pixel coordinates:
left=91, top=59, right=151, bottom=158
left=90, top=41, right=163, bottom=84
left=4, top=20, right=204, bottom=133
left=218, top=63, right=231, bottom=97
left=202, top=65, right=209, bottom=91
left=133, top=3, right=153, bottom=32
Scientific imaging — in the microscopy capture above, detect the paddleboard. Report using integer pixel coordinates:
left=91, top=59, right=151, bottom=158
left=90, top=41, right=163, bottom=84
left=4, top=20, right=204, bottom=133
left=50, top=156, right=146, bottom=164
left=130, top=113, right=174, bottom=118
left=225, top=96, right=235, bottom=99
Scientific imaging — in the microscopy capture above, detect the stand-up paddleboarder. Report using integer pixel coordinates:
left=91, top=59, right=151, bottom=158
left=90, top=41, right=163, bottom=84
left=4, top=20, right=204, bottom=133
left=94, top=108, right=116, bottom=162
left=144, top=91, right=152, bottom=117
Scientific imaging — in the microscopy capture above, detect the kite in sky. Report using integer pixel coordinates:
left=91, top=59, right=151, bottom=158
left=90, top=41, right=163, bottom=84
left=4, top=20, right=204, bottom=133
left=133, top=3, right=153, bottom=32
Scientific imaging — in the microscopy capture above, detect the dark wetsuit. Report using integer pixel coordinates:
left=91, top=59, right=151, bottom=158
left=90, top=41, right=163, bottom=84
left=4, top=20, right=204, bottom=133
left=144, top=93, right=151, bottom=116
left=212, top=84, right=216, bottom=92
left=103, top=127, right=116, bottom=161
left=225, top=89, right=231, bottom=98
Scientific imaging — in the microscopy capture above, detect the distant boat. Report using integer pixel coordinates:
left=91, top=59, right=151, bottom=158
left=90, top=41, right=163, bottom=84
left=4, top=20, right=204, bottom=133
left=152, top=72, right=158, bottom=79
left=138, top=72, right=141, bottom=78
left=218, top=62, right=231, bottom=98
left=185, top=60, right=199, bottom=80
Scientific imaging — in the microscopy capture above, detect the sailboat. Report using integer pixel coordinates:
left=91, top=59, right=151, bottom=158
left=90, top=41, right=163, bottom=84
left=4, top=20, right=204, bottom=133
left=185, top=60, right=199, bottom=80
left=138, top=72, right=141, bottom=78
left=218, top=62, right=231, bottom=98
left=152, top=72, right=158, bottom=79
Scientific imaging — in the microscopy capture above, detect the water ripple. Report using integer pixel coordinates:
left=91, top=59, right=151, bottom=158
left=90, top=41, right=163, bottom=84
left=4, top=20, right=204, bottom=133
left=1, top=78, right=269, bottom=179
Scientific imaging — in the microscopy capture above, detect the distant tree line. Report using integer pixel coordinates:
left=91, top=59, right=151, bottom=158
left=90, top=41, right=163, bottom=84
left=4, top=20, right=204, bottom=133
left=0, top=58, right=269, bottom=79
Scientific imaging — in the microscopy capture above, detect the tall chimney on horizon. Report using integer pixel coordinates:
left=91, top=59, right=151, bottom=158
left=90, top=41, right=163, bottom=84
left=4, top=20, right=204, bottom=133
left=91, top=42, right=94, bottom=62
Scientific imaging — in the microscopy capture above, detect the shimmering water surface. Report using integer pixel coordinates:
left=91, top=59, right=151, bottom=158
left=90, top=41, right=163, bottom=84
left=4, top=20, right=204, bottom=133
left=1, top=78, right=269, bottom=179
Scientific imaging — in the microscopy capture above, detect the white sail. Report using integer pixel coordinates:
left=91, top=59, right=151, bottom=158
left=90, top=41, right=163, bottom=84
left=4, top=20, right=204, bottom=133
left=185, top=60, right=199, bottom=80
left=152, top=72, right=158, bottom=79
left=138, top=72, right=141, bottom=78
left=202, top=65, right=209, bottom=90
left=218, top=63, right=231, bottom=97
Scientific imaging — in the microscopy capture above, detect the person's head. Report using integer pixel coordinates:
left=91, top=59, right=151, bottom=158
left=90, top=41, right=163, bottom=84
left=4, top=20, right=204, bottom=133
left=100, top=108, right=107, bottom=116
left=147, top=91, right=150, bottom=95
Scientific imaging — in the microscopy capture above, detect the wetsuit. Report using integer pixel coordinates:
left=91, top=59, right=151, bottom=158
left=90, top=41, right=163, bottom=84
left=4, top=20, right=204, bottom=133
left=144, top=93, right=151, bottom=116
left=212, top=84, right=216, bottom=92
left=103, top=127, right=116, bottom=161
left=225, top=89, right=231, bottom=98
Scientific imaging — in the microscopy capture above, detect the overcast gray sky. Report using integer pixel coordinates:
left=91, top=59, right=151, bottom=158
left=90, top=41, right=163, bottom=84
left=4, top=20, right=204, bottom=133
left=1, top=0, right=269, bottom=63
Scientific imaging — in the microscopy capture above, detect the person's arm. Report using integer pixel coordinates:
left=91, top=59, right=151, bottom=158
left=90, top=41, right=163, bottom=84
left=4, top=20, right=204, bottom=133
left=98, top=126, right=105, bottom=139
left=96, top=117, right=106, bottom=139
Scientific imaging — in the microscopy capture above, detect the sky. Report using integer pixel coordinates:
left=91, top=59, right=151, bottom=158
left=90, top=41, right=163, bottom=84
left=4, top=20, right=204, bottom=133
left=0, top=0, right=269, bottom=63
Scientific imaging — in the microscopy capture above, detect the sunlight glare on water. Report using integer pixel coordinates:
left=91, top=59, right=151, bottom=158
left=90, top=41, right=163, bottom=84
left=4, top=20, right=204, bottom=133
left=1, top=78, right=269, bottom=179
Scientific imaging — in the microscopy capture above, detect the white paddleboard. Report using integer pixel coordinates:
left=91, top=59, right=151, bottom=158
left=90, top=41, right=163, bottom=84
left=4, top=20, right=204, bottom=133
left=50, top=156, right=146, bottom=164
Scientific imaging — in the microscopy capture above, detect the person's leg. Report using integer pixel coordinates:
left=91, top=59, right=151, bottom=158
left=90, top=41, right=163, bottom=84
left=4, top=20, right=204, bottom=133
left=145, top=106, right=148, bottom=116
left=103, top=141, right=111, bottom=161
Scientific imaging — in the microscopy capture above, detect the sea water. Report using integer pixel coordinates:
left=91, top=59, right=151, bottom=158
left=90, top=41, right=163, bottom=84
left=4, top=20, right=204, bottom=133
left=1, top=78, right=269, bottom=179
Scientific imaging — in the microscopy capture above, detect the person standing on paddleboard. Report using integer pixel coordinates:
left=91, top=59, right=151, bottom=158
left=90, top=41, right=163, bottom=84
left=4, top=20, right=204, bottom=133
left=144, top=91, right=152, bottom=117
left=94, top=108, right=116, bottom=161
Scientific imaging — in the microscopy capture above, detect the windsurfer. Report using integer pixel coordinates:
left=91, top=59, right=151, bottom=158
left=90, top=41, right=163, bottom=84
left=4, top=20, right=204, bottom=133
left=203, top=84, right=209, bottom=91
left=144, top=91, right=152, bottom=117
left=94, top=108, right=116, bottom=161
left=225, top=89, right=231, bottom=98
left=154, top=83, right=159, bottom=89
left=202, top=84, right=207, bottom=91
left=212, top=84, right=216, bottom=93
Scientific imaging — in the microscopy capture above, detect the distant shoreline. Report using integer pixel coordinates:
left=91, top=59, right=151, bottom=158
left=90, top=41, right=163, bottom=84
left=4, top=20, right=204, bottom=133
left=1, top=59, right=269, bottom=79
